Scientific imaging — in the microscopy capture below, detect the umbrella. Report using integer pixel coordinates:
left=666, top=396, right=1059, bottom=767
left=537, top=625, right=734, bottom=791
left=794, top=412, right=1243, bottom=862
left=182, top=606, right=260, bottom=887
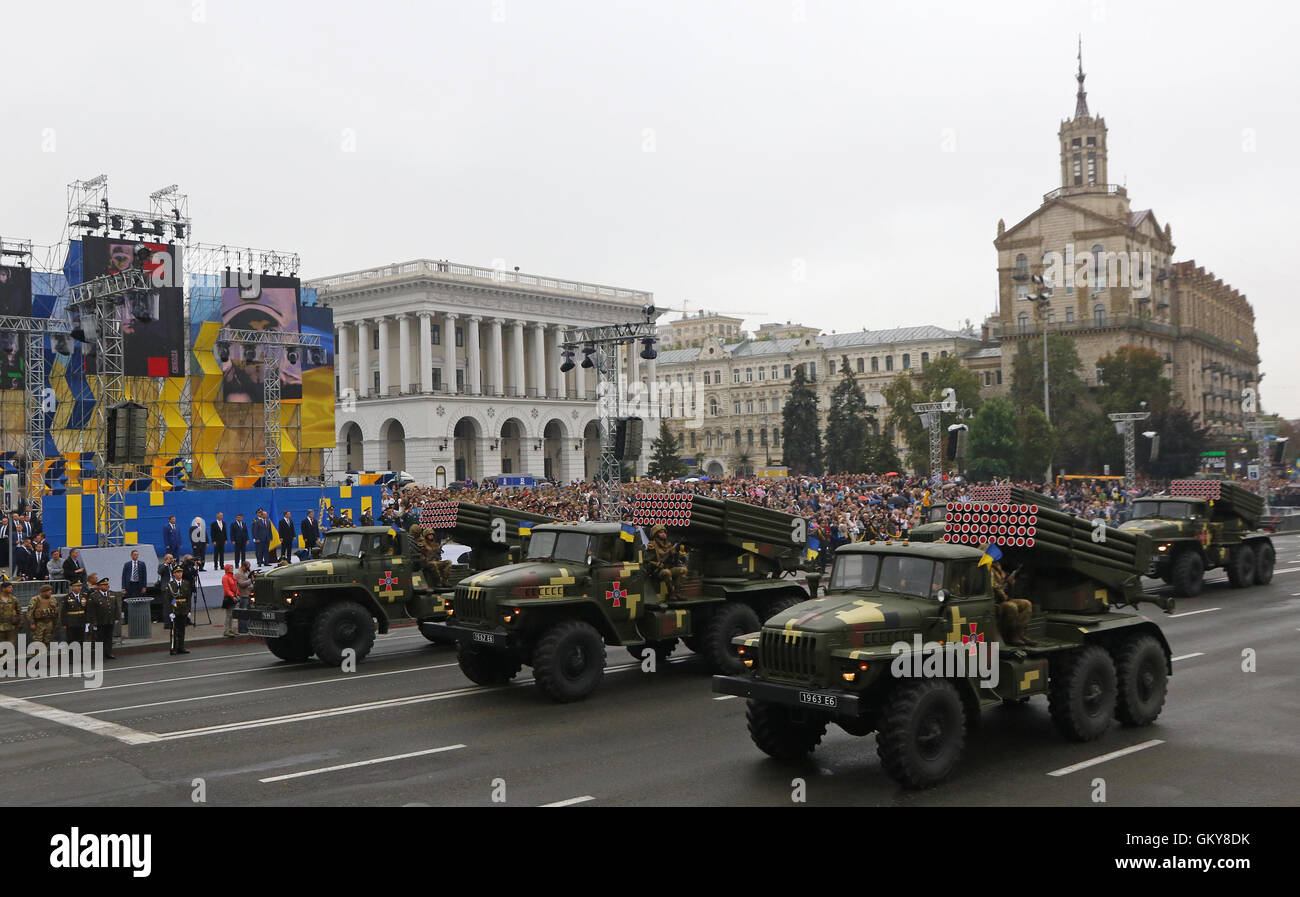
left=884, top=471, right=899, bottom=477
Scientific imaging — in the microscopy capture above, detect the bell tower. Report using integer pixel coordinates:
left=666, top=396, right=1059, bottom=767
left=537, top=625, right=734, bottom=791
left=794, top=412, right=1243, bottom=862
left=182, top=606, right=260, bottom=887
left=1058, top=39, right=1108, bottom=192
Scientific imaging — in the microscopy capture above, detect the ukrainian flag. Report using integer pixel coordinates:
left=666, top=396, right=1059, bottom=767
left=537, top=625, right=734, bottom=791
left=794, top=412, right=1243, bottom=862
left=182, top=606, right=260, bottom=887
left=806, top=536, right=821, bottom=561
left=978, top=543, right=1003, bottom=568
left=619, top=523, right=638, bottom=543
left=518, top=522, right=533, bottom=537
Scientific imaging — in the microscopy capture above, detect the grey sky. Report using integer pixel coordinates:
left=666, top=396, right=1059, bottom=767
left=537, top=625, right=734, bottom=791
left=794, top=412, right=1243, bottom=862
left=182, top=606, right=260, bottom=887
left=4, top=0, right=1296, bottom=414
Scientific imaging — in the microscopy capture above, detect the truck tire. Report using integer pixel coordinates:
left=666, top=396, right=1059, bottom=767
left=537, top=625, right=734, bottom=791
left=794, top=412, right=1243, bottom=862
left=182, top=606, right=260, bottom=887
left=457, top=644, right=522, bottom=686
left=746, top=700, right=827, bottom=762
left=1048, top=645, right=1117, bottom=742
left=310, top=601, right=376, bottom=667
left=1226, top=545, right=1256, bottom=588
left=627, top=638, right=677, bottom=665
left=701, top=602, right=762, bottom=675
left=1113, top=635, right=1168, bottom=727
left=762, top=592, right=806, bottom=622
left=1169, top=551, right=1204, bottom=598
left=532, top=620, right=606, bottom=703
left=266, top=628, right=312, bottom=662
left=1254, top=542, right=1276, bottom=584
left=875, top=679, right=966, bottom=790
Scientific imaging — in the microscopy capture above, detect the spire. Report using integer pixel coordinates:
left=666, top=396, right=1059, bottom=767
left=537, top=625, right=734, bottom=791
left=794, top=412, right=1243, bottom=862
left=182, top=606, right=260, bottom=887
left=1074, top=36, right=1089, bottom=119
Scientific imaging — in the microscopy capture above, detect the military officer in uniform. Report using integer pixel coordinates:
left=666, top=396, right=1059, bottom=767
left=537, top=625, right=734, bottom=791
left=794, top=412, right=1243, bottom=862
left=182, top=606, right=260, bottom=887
left=61, top=581, right=89, bottom=646
left=87, top=577, right=118, bottom=660
left=645, top=525, right=688, bottom=600
left=26, top=585, right=58, bottom=649
left=991, top=561, right=1036, bottom=647
left=166, top=566, right=193, bottom=655
left=409, top=525, right=452, bottom=588
left=0, top=582, right=22, bottom=650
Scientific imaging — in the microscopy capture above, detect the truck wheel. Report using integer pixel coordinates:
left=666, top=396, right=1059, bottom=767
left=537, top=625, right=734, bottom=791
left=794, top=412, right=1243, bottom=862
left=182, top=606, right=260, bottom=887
left=533, top=620, right=606, bottom=703
left=746, top=700, right=826, bottom=762
left=266, top=629, right=312, bottom=662
left=762, top=593, right=805, bottom=622
left=627, top=638, right=677, bottom=665
left=1048, top=645, right=1117, bottom=742
left=457, top=644, right=522, bottom=686
left=1254, top=542, right=1276, bottom=584
left=701, top=603, right=762, bottom=675
left=1226, top=545, right=1256, bottom=588
left=1114, top=635, right=1168, bottom=727
left=1169, top=551, right=1204, bottom=598
left=310, top=602, right=376, bottom=667
left=875, top=679, right=966, bottom=790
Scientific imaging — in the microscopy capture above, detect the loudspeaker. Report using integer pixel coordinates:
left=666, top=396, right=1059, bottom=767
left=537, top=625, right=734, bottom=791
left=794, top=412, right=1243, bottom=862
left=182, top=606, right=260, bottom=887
left=945, top=424, right=968, bottom=461
left=1273, top=437, right=1288, bottom=466
left=107, top=402, right=149, bottom=466
left=622, top=416, right=643, bottom=461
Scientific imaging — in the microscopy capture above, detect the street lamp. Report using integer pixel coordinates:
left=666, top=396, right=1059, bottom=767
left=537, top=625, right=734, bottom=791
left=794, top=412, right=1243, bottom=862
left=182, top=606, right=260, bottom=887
left=1022, top=274, right=1054, bottom=482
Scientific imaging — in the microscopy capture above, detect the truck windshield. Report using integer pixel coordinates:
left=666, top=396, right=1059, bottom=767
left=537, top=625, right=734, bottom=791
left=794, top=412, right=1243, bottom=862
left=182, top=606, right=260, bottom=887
left=1132, top=501, right=1196, bottom=520
left=322, top=533, right=363, bottom=557
left=525, top=531, right=592, bottom=563
left=877, top=556, right=942, bottom=599
left=926, top=506, right=947, bottom=523
left=829, top=554, right=880, bottom=591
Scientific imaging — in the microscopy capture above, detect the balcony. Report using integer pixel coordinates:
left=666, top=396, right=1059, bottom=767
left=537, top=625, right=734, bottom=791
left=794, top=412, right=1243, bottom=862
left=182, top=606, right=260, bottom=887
left=1042, top=184, right=1127, bottom=203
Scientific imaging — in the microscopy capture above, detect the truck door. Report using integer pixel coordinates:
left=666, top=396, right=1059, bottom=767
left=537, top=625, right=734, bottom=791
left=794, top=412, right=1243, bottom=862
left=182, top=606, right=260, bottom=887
left=365, top=532, right=410, bottom=604
left=593, top=535, right=643, bottom=622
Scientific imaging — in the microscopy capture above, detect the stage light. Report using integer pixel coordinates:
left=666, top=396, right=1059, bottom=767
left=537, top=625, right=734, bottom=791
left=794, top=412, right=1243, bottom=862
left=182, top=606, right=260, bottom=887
left=130, top=218, right=144, bottom=234
left=152, top=220, right=165, bottom=238
left=639, top=337, right=658, bottom=360
left=243, top=345, right=256, bottom=363
left=132, top=243, right=152, bottom=268
left=173, top=223, right=185, bottom=240
left=560, top=356, right=575, bottom=373
left=216, top=342, right=230, bottom=363
left=110, top=215, right=123, bottom=231
left=286, top=349, right=299, bottom=365
left=87, top=212, right=101, bottom=229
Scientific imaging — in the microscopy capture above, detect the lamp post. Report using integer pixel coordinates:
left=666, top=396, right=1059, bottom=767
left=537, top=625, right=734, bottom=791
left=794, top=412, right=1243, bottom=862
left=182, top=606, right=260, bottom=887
left=1022, top=274, right=1054, bottom=484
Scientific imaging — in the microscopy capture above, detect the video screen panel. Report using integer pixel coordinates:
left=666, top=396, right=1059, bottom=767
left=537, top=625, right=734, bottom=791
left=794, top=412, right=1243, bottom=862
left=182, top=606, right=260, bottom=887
left=0, top=266, right=32, bottom=391
left=298, top=305, right=335, bottom=449
left=80, top=236, right=184, bottom=377
left=220, top=274, right=302, bottom=403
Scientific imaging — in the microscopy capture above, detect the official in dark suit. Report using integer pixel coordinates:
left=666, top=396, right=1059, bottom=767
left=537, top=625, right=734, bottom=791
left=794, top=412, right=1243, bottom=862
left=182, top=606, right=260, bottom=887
left=63, top=548, right=88, bottom=585
left=163, top=515, right=182, bottom=560
left=251, top=510, right=272, bottom=567
left=121, top=550, right=149, bottom=599
left=231, top=513, right=249, bottom=567
left=14, top=540, right=40, bottom=579
left=301, top=511, right=319, bottom=553
left=277, top=512, right=295, bottom=562
left=210, top=512, right=228, bottom=569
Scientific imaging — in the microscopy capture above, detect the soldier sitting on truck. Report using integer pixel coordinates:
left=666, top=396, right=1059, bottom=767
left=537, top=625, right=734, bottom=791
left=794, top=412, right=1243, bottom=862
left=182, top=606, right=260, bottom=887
left=409, top=525, right=452, bottom=588
left=646, top=525, right=688, bottom=600
left=991, top=561, right=1037, bottom=647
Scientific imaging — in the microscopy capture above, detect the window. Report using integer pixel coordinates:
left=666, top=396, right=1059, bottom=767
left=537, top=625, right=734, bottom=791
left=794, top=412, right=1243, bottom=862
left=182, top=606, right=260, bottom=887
left=885, top=356, right=893, bottom=371
left=703, top=371, right=710, bottom=385
left=871, top=357, right=879, bottom=372
left=1018, top=312, right=1030, bottom=333
left=432, top=368, right=442, bottom=390
left=456, top=369, right=464, bottom=390
left=746, top=400, right=753, bottom=414
left=921, top=352, right=929, bottom=366
left=733, top=369, right=740, bottom=383
left=1073, top=152, right=1082, bottom=185
left=996, top=370, right=1002, bottom=385
left=985, top=372, right=991, bottom=386
left=431, top=324, right=441, bottom=346
left=1086, top=136, right=1096, bottom=146
left=1047, top=308, right=1056, bottom=324
left=716, top=370, right=721, bottom=383
left=808, top=362, right=816, bottom=381
left=1015, top=254, right=1028, bottom=277
left=828, top=360, right=836, bottom=375
left=902, top=354, right=911, bottom=369
left=689, top=432, right=696, bottom=449
left=709, top=397, right=718, bottom=416
left=372, top=329, right=379, bottom=351
left=759, top=399, right=767, bottom=413
left=455, top=327, right=463, bottom=347
left=687, top=373, right=694, bottom=384
left=747, top=429, right=754, bottom=447
left=745, top=368, right=753, bottom=382
left=856, top=357, right=864, bottom=373
left=733, top=401, right=741, bottom=415
left=373, top=371, right=380, bottom=392
left=783, top=364, right=791, bottom=379
left=773, top=428, right=781, bottom=445
left=771, top=366, right=778, bottom=380
left=734, top=429, right=742, bottom=445
left=940, top=350, right=948, bottom=358
left=1087, top=151, right=1096, bottom=186
left=1066, top=307, right=1075, bottom=323
left=758, top=367, right=765, bottom=381
left=1094, top=306, right=1107, bottom=327
left=1092, top=244, right=1107, bottom=290
left=1016, top=284, right=1029, bottom=301
left=1071, top=137, right=1081, bottom=148
left=760, top=429, right=768, bottom=446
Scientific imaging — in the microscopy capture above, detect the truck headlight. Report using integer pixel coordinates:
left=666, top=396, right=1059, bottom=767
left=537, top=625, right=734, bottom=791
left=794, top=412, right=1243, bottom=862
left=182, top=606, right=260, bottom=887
left=1156, top=543, right=1170, bottom=552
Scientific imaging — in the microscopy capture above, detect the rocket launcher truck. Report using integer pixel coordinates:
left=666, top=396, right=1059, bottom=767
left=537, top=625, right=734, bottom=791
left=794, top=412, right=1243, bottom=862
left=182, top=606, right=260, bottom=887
left=713, top=488, right=1175, bottom=790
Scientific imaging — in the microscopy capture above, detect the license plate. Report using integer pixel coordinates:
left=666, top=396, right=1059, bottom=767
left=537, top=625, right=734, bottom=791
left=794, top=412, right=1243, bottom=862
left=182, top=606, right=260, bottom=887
left=799, top=691, right=838, bottom=709
left=471, top=631, right=496, bottom=645
left=261, top=611, right=278, bottom=621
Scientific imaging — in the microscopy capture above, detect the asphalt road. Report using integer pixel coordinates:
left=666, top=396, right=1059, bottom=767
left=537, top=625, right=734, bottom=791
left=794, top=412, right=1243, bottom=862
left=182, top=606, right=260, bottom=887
left=2, top=533, right=1297, bottom=807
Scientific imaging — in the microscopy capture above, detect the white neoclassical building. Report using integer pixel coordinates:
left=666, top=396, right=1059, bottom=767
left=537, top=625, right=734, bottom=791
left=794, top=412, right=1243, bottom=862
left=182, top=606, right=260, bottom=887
left=311, top=259, right=657, bottom=485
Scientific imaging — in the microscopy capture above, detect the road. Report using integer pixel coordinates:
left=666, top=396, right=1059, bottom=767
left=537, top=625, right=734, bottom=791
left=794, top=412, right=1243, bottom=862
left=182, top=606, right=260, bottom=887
left=2, top=533, right=1298, bottom=807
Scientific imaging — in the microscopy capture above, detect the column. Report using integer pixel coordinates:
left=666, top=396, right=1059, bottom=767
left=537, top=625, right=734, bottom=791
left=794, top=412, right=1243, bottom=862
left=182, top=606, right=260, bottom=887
left=626, top=341, right=638, bottom=408
left=356, top=321, right=370, bottom=397
left=511, top=321, right=525, bottom=397
left=398, top=313, right=412, bottom=394
left=466, top=315, right=482, bottom=395
left=377, top=317, right=391, bottom=396
left=531, top=324, right=546, bottom=398
left=418, top=313, right=433, bottom=393
left=444, top=313, right=459, bottom=394
left=547, top=326, right=562, bottom=398
left=489, top=318, right=504, bottom=397
left=336, top=324, right=350, bottom=397
left=575, top=350, right=587, bottom=400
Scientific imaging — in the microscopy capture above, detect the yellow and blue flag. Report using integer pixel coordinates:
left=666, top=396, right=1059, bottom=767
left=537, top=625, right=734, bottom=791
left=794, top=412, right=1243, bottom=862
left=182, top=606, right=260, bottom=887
left=518, top=523, right=533, bottom=537
left=978, top=543, right=1003, bottom=568
left=620, top=523, right=638, bottom=543
left=806, top=536, right=821, bottom=561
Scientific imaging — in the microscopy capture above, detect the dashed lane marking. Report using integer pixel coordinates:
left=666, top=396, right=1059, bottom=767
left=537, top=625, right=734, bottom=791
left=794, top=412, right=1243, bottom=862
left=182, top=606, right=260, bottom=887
left=1168, top=607, right=1221, bottom=618
left=1171, top=652, right=1204, bottom=662
left=0, top=693, right=158, bottom=745
left=1274, top=567, right=1300, bottom=575
left=541, top=795, right=595, bottom=807
left=713, top=695, right=738, bottom=701
left=259, top=744, right=465, bottom=783
left=1047, top=740, right=1165, bottom=777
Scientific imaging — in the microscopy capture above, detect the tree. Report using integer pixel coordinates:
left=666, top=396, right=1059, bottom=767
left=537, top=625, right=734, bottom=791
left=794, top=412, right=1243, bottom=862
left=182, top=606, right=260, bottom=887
left=824, top=355, right=872, bottom=473
left=1017, top=405, right=1058, bottom=480
left=782, top=364, right=822, bottom=475
left=966, top=398, right=1017, bottom=481
left=1096, top=345, right=1173, bottom=416
left=882, top=355, right=983, bottom=474
left=1010, top=333, right=1087, bottom=417
left=646, top=419, right=685, bottom=480
left=1140, top=408, right=1208, bottom=479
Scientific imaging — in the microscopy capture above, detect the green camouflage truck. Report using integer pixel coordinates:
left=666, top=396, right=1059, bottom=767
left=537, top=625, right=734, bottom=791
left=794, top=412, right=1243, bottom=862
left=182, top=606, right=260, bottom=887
left=234, top=503, right=551, bottom=666
left=432, top=493, right=816, bottom=702
left=1118, top=479, right=1274, bottom=597
left=907, top=503, right=948, bottom=542
left=713, top=486, right=1176, bottom=789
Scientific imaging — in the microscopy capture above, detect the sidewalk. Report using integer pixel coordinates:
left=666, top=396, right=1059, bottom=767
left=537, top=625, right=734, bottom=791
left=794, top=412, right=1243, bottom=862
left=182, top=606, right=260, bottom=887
left=113, top=561, right=276, bottom=655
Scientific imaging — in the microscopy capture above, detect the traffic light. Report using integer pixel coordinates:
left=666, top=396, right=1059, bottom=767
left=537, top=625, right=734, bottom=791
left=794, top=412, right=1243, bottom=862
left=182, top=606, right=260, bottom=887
left=106, top=402, right=149, bottom=465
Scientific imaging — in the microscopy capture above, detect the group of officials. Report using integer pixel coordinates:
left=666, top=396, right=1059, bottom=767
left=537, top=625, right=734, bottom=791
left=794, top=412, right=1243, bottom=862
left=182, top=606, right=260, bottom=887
left=162, top=508, right=322, bottom=570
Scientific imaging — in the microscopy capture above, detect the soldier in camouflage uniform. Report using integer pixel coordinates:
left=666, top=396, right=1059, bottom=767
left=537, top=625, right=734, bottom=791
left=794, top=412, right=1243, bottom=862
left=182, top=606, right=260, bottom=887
left=645, top=525, right=688, bottom=600
left=61, top=581, right=89, bottom=646
left=410, top=525, right=452, bottom=588
left=26, top=585, right=58, bottom=649
left=992, top=562, right=1036, bottom=647
left=0, top=582, right=22, bottom=650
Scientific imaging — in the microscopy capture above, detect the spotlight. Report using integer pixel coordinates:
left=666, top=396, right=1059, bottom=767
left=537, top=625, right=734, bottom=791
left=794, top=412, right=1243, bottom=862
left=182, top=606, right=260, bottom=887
left=109, top=215, right=123, bottom=231
left=286, top=349, right=299, bottom=365
left=173, top=222, right=185, bottom=240
left=132, top=243, right=152, bottom=269
left=642, top=303, right=657, bottom=320
left=130, top=218, right=144, bottom=234
left=243, top=345, right=256, bottom=363
left=639, top=337, right=658, bottom=360
left=560, top=344, right=575, bottom=373
left=87, top=212, right=102, bottom=229
left=152, top=220, right=166, bottom=238
left=216, top=342, right=230, bottom=363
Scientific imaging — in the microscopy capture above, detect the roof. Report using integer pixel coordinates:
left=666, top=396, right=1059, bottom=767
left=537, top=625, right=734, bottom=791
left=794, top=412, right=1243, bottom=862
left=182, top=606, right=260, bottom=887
left=820, top=325, right=974, bottom=349
left=836, top=540, right=983, bottom=561
left=963, top=346, right=1002, bottom=359
left=653, top=347, right=701, bottom=365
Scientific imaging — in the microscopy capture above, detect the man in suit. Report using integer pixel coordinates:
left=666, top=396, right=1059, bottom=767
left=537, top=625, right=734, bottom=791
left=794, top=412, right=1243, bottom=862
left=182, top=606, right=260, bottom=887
left=14, top=538, right=39, bottom=580
left=32, top=533, right=50, bottom=573
left=251, top=510, right=271, bottom=567
left=63, top=547, right=87, bottom=585
left=231, top=513, right=249, bottom=567
left=122, top=549, right=149, bottom=599
left=210, top=512, right=228, bottom=569
left=163, top=515, right=182, bottom=560
left=277, top=511, right=295, bottom=561
left=301, top=510, right=319, bottom=553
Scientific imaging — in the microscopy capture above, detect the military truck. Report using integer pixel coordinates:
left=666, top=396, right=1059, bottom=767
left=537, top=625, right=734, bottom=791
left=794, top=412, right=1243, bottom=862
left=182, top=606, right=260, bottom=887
left=713, top=488, right=1176, bottom=789
left=234, top=503, right=550, bottom=666
left=1118, top=479, right=1275, bottom=597
left=432, top=494, right=815, bottom=702
left=907, top=503, right=949, bottom=542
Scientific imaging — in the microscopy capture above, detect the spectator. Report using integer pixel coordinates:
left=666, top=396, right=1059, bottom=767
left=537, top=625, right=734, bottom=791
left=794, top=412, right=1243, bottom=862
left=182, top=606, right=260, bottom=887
left=211, top=512, right=228, bottom=569
left=63, top=548, right=88, bottom=586
left=163, top=515, right=182, bottom=559
left=221, top=563, right=239, bottom=637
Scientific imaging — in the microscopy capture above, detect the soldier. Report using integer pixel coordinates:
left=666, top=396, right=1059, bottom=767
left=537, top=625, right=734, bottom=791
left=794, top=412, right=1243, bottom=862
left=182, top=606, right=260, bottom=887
left=61, top=580, right=89, bottom=646
left=409, top=525, right=452, bottom=588
left=87, top=577, right=119, bottom=660
left=26, top=585, right=58, bottom=649
left=991, top=562, right=1036, bottom=647
left=165, top=566, right=192, bottom=655
left=645, top=525, right=688, bottom=600
left=0, top=582, right=22, bottom=651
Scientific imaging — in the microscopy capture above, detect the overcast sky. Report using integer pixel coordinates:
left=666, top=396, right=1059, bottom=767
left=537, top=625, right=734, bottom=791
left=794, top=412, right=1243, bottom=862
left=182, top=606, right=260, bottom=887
left=4, top=0, right=1297, bottom=414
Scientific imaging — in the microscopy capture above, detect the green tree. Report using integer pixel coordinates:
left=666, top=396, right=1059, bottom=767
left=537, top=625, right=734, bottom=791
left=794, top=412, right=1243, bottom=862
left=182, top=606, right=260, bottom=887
left=1010, top=333, right=1087, bottom=416
left=646, top=419, right=685, bottom=480
left=1140, top=408, right=1208, bottom=479
left=782, top=365, right=822, bottom=475
left=824, top=355, right=872, bottom=473
left=966, top=398, right=1017, bottom=480
left=882, top=355, right=983, bottom=474
left=1096, top=345, right=1173, bottom=415
left=1017, top=405, right=1058, bottom=480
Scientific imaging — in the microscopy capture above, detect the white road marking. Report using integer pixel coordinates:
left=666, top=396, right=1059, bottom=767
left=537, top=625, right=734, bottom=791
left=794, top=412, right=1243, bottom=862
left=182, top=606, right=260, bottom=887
left=0, top=693, right=158, bottom=745
left=1047, top=740, right=1165, bottom=777
left=1168, top=607, right=1220, bottom=618
left=89, top=662, right=461, bottom=714
left=1171, top=652, right=1204, bottom=662
left=259, top=744, right=465, bottom=783
left=713, top=695, right=738, bottom=701
left=541, top=795, right=594, bottom=807
left=1274, top=567, right=1300, bottom=575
